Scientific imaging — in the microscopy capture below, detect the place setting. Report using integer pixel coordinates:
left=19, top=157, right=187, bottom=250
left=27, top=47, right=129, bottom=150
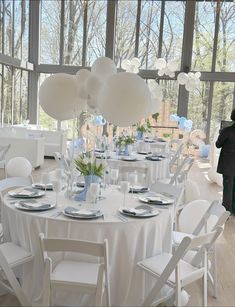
left=14, top=199, right=55, bottom=212
left=138, top=192, right=174, bottom=206
left=8, top=187, right=45, bottom=199
left=118, top=204, right=159, bottom=218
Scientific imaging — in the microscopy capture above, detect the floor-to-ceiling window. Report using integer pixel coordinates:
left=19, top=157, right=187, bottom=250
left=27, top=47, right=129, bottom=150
left=1, top=0, right=235, bottom=141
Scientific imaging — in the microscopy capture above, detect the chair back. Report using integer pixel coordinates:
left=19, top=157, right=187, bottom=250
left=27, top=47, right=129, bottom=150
left=0, top=245, right=30, bottom=306
left=178, top=199, right=230, bottom=234
left=0, top=144, right=11, bottom=161
left=39, top=234, right=110, bottom=306
left=169, top=156, right=193, bottom=185
left=169, top=143, right=184, bottom=171
left=0, top=177, right=33, bottom=195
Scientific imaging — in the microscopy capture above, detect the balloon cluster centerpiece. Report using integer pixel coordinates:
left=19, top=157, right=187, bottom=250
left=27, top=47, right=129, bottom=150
left=170, top=114, right=193, bottom=133
left=155, top=58, right=178, bottom=78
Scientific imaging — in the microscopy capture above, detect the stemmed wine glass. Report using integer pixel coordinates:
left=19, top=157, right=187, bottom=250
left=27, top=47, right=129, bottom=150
left=51, top=180, right=62, bottom=207
left=129, top=172, right=138, bottom=196
left=41, top=172, right=50, bottom=192
left=120, top=181, right=130, bottom=208
left=110, top=169, right=119, bottom=185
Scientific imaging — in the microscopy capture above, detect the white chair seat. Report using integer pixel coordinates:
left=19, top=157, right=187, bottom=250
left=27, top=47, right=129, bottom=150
left=51, top=260, right=100, bottom=290
left=138, top=252, right=204, bottom=287
left=173, top=231, right=195, bottom=245
left=0, top=243, right=33, bottom=268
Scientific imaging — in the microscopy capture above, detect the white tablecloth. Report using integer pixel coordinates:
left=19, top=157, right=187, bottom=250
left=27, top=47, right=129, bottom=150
left=2, top=188, right=173, bottom=306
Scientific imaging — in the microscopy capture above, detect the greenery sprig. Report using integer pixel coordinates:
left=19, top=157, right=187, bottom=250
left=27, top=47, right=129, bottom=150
left=74, top=153, right=105, bottom=178
left=115, top=135, right=135, bottom=148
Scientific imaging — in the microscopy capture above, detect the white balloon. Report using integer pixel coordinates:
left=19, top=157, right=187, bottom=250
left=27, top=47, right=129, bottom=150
left=158, top=69, right=165, bottom=77
left=167, top=60, right=178, bottom=72
left=190, top=129, right=206, bottom=147
left=129, top=65, right=139, bottom=74
left=98, top=72, right=151, bottom=127
left=75, top=69, right=91, bottom=84
left=86, top=74, right=104, bottom=97
left=77, top=84, right=88, bottom=100
left=87, top=95, right=98, bottom=108
left=155, top=58, right=167, bottom=70
left=91, top=57, right=117, bottom=79
left=195, top=71, right=201, bottom=78
left=39, top=73, right=81, bottom=120
left=185, top=82, right=195, bottom=92
left=131, top=57, right=141, bottom=68
left=6, top=157, right=32, bottom=177
left=121, top=59, right=131, bottom=70
left=169, top=71, right=175, bottom=78
left=177, top=72, right=189, bottom=85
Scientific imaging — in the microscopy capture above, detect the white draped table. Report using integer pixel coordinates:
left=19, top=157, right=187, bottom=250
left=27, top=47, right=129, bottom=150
left=2, top=187, right=173, bottom=306
left=100, top=151, right=170, bottom=184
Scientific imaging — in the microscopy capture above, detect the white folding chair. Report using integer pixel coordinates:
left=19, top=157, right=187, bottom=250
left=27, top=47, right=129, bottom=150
left=173, top=200, right=230, bottom=298
left=169, top=142, right=184, bottom=171
left=39, top=234, right=110, bottom=307
left=0, top=176, right=33, bottom=240
left=0, top=144, right=11, bottom=178
left=150, top=182, right=184, bottom=226
left=138, top=227, right=223, bottom=307
left=0, top=243, right=33, bottom=306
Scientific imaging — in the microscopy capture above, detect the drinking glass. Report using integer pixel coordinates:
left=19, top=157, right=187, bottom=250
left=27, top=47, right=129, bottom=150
left=120, top=181, right=130, bottom=207
left=41, top=172, right=50, bottom=192
left=89, top=183, right=100, bottom=204
left=51, top=180, right=62, bottom=207
left=110, top=169, right=119, bottom=185
left=129, top=172, right=138, bottom=195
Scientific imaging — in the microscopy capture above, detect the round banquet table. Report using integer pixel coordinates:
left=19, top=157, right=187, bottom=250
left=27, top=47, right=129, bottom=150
left=2, top=187, right=173, bottom=306
left=100, top=151, right=170, bottom=184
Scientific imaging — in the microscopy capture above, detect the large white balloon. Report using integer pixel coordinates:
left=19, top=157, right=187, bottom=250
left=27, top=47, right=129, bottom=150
left=86, top=74, right=104, bottom=97
left=75, top=69, right=91, bottom=83
left=6, top=157, right=32, bottom=177
left=177, top=72, right=189, bottom=85
left=155, top=58, right=166, bottom=70
left=98, top=72, right=151, bottom=127
left=91, top=57, right=117, bottom=80
left=39, top=73, right=80, bottom=120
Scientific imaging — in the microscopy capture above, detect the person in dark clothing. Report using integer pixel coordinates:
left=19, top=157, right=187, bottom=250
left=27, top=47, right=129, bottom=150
left=216, top=109, right=235, bottom=213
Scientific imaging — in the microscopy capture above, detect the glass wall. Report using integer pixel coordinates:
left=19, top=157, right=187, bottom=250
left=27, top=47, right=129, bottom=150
left=1, top=0, right=235, bottom=140
left=0, top=0, right=30, bottom=126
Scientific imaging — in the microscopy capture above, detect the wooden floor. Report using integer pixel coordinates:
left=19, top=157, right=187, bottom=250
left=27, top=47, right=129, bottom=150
left=0, top=158, right=235, bottom=306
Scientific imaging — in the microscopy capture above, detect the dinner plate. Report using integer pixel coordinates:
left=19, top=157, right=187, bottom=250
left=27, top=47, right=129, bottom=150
left=139, top=194, right=174, bottom=205
left=8, top=188, right=45, bottom=198
left=120, top=157, right=138, bottom=162
left=118, top=207, right=159, bottom=218
left=32, top=183, right=53, bottom=191
left=137, top=152, right=152, bottom=155
left=144, top=139, right=156, bottom=143
left=15, top=201, right=55, bottom=211
left=63, top=207, right=103, bottom=219
left=145, top=156, right=162, bottom=161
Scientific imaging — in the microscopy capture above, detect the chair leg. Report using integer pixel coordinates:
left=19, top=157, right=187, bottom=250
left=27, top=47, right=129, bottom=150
left=175, top=266, right=181, bottom=307
left=211, top=247, right=217, bottom=298
left=203, top=252, right=208, bottom=307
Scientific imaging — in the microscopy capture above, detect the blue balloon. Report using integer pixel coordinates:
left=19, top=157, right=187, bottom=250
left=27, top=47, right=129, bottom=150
left=94, top=115, right=106, bottom=126
left=199, top=145, right=210, bottom=158
left=170, top=113, right=180, bottom=122
left=179, top=117, right=186, bottom=130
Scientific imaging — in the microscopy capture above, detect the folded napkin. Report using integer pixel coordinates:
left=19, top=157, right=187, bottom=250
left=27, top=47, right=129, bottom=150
left=34, top=183, right=53, bottom=190
left=19, top=200, right=51, bottom=209
left=65, top=207, right=100, bottom=217
left=122, top=205, right=153, bottom=216
left=11, top=188, right=38, bottom=197
left=130, top=186, right=149, bottom=193
left=145, top=156, right=161, bottom=161
left=146, top=196, right=163, bottom=204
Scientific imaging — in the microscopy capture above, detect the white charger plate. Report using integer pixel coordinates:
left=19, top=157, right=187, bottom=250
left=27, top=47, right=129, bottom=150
left=15, top=202, right=55, bottom=211
left=63, top=210, right=103, bottom=219
left=8, top=189, right=45, bottom=198
left=139, top=194, right=174, bottom=205
left=118, top=207, right=159, bottom=218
